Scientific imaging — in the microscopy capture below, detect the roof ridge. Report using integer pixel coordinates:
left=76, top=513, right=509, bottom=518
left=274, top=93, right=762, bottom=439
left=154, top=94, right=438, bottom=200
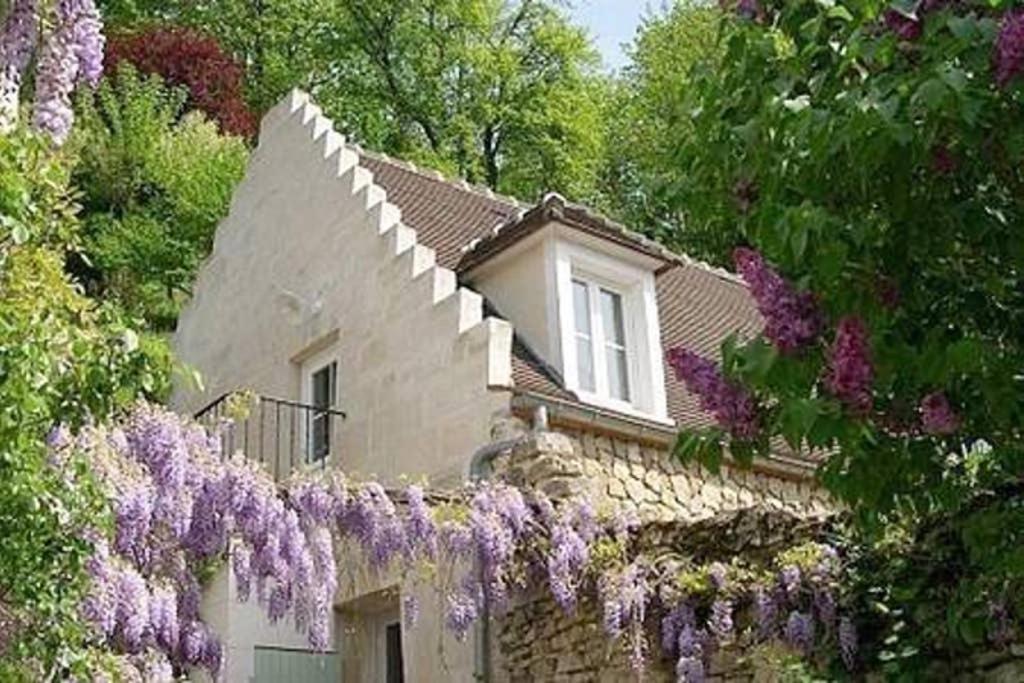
left=347, top=142, right=532, bottom=211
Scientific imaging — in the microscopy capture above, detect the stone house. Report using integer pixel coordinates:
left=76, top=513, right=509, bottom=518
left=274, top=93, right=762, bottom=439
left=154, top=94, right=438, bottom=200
left=172, top=91, right=832, bottom=683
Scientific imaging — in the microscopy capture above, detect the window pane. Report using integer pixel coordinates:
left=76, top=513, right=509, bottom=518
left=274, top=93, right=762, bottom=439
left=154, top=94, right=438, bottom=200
left=600, top=289, right=626, bottom=347
left=312, top=363, right=335, bottom=407
left=572, top=280, right=591, bottom=336
left=576, top=337, right=596, bottom=392
left=606, top=347, right=630, bottom=401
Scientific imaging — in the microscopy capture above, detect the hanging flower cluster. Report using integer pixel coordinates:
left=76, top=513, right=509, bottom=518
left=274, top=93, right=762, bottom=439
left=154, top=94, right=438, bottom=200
left=52, top=405, right=337, bottom=678
left=919, top=391, right=960, bottom=435
left=733, top=248, right=822, bottom=354
left=54, top=403, right=873, bottom=680
left=0, top=0, right=104, bottom=142
left=824, top=316, right=874, bottom=414
left=652, top=544, right=856, bottom=683
left=995, top=8, right=1024, bottom=87
left=667, top=348, right=760, bottom=440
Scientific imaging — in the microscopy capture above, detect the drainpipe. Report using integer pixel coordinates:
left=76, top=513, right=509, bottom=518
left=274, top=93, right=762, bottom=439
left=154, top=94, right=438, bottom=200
left=468, top=406, right=547, bottom=682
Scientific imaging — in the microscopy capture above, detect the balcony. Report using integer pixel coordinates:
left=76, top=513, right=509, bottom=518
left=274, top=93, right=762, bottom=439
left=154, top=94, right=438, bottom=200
left=195, top=392, right=346, bottom=479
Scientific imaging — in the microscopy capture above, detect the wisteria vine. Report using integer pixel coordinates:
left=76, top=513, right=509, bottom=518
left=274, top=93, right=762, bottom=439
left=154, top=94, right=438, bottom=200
left=50, top=403, right=867, bottom=681
left=0, top=0, right=105, bottom=142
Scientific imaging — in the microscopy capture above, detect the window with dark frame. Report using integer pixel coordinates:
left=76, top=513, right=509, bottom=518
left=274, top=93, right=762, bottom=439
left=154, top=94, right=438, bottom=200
left=309, top=361, right=337, bottom=463
left=385, top=622, right=404, bottom=683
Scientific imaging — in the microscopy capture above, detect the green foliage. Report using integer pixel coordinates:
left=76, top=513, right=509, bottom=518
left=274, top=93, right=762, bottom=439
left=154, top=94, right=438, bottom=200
left=100, top=0, right=609, bottom=202
left=670, top=0, right=1024, bottom=514
left=664, top=0, right=1024, bottom=670
left=97, top=0, right=330, bottom=114
left=603, top=2, right=724, bottom=241
left=0, top=129, right=171, bottom=674
left=311, top=0, right=609, bottom=201
left=0, top=129, right=79, bottom=255
left=70, top=65, right=248, bottom=330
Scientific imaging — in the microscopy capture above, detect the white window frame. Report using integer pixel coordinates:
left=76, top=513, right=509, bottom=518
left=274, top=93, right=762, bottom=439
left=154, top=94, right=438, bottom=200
left=553, top=237, right=671, bottom=423
left=570, top=275, right=633, bottom=405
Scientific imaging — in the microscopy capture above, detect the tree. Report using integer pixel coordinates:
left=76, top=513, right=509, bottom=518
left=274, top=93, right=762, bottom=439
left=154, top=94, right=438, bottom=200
left=96, top=0, right=331, bottom=114
left=97, top=0, right=611, bottom=203
left=662, top=0, right=1024, bottom=670
left=105, top=26, right=257, bottom=137
left=69, top=65, right=248, bottom=330
left=602, top=2, right=723, bottom=242
left=317, top=0, right=608, bottom=201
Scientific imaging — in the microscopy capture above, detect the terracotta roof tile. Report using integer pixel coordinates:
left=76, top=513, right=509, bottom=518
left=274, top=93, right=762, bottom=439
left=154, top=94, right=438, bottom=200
left=359, top=154, right=522, bottom=270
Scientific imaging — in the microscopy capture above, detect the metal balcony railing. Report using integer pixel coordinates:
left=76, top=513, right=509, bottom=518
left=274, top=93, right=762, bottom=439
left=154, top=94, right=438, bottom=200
left=195, top=392, right=346, bottom=479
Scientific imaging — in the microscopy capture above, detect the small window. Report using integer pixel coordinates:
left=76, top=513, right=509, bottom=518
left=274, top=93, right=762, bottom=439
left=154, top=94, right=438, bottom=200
left=385, top=622, right=404, bottom=683
left=309, top=362, right=337, bottom=462
left=570, top=277, right=631, bottom=403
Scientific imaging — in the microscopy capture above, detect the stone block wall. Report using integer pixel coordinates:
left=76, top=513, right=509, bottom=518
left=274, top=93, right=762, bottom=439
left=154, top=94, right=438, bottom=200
left=500, top=425, right=832, bottom=524
left=493, top=424, right=834, bottom=682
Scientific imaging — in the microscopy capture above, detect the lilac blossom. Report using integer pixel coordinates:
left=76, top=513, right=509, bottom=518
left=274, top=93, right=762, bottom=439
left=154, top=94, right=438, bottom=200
left=825, top=316, right=874, bottom=414
left=884, top=9, right=922, bottom=41
left=995, top=8, right=1024, bottom=88
left=733, top=248, right=823, bottom=353
left=668, top=348, right=760, bottom=439
left=920, top=391, right=959, bottom=435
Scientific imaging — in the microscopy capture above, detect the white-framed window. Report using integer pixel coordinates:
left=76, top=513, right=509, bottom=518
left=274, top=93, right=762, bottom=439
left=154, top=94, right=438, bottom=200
left=571, top=277, right=631, bottom=402
left=553, top=237, right=670, bottom=423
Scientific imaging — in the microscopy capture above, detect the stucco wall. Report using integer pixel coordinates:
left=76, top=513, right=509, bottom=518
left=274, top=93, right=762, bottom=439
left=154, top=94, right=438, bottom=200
left=173, top=91, right=512, bottom=486
left=176, top=91, right=512, bottom=682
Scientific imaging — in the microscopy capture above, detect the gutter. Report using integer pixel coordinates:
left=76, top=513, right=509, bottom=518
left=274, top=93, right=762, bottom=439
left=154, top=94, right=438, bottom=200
left=467, top=405, right=548, bottom=683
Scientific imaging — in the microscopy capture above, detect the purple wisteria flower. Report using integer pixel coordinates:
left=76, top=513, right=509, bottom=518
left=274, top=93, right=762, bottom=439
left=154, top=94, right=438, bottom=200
left=0, top=0, right=38, bottom=128
left=733, top=248, right=823, bottom=354
left=824, top=316, right=874, bottom=414
left=753, top=585, right=780, bottom=639
left=32, top=0, right=104, bottom=143
left=839, top=616, right=858, bottom=670
left=784, top=610, right=816, bottom=655
left=668, top=348, right=760, bottom=439
left=708, top=598, right=734, bottom=641
left=995, top=8, right=1024, bottom=88
left=403, top=593, right=420, bottom=629
left=919, top=391, right=959, bottom=435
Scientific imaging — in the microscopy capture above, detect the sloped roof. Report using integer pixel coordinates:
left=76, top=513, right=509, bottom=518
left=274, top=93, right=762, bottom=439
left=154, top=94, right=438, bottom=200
left=355, top=148, right=765, bottom=437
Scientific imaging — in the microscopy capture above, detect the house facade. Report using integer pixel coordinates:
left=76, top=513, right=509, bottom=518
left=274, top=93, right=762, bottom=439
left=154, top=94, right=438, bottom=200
left=172, top=91, right=832, bottom=683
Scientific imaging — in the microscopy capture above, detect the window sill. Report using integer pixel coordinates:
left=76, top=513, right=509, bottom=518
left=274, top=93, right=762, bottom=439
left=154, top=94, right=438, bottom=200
left=572, top=390, right=675, bottom=428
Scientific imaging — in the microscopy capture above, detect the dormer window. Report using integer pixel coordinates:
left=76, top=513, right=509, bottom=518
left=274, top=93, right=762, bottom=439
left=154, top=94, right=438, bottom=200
left=555, top=238, right=671, bottom=423
left=572, top=278, right=630, bottom=402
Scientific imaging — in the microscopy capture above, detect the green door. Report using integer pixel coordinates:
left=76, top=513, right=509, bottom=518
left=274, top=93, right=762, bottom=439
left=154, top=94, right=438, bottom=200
left=253, top=646, right=340, bottom=683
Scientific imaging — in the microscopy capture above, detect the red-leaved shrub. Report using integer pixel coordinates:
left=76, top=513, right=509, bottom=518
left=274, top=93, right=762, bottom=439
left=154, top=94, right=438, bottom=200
left=105, top=27, right=257, bottom=138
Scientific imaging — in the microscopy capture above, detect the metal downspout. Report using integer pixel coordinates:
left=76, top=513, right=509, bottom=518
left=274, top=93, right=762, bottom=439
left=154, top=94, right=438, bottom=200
left=468, top=406, right=548, bottom=682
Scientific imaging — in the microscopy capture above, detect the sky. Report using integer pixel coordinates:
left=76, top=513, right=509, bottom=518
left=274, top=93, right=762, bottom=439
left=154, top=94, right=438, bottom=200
left=571, top=1, right=652, bottom=71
